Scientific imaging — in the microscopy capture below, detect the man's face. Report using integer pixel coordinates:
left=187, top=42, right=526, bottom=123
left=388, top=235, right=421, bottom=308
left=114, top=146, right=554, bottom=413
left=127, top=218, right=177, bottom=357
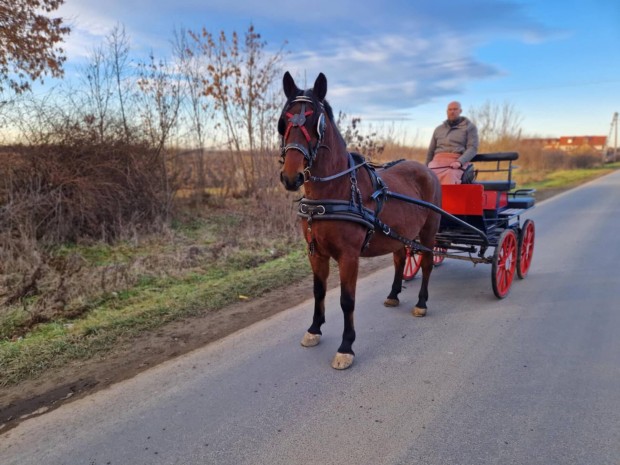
left=446, top=103, right=462, bottom=122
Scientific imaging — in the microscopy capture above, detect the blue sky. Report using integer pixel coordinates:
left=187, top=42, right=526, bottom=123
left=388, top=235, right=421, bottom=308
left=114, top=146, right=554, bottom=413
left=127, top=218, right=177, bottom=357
left=56, top=0, right=619, bottom=144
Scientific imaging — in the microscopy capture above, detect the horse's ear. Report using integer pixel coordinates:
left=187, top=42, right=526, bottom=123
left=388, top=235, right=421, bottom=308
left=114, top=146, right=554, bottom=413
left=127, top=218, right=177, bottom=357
left=283, top=71, right=299, bottom=99
left=313, top=73, right=327, bottom=101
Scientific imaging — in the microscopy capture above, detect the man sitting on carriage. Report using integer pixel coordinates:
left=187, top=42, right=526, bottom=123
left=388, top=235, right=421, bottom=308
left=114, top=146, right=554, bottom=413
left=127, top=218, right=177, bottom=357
left=426, top=101, right=479, bottom=184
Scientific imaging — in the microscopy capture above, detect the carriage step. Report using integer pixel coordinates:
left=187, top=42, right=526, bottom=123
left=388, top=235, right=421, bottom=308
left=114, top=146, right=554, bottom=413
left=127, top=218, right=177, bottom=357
left=499, top=208, right=524, bottom=216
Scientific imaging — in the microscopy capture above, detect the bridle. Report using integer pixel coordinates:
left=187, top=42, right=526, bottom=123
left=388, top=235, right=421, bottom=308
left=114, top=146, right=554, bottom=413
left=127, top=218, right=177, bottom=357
left=279, top=95, right=327, bottom=174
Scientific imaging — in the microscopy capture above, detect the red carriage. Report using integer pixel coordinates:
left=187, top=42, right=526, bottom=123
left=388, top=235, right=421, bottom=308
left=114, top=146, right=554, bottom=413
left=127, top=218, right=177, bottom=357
left=402, top=152, right=536, bottom=298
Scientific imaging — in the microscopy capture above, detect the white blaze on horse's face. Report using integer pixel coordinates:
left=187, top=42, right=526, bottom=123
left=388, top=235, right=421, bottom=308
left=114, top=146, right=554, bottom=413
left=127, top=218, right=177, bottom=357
left=279, top=72, right=328, bottom=191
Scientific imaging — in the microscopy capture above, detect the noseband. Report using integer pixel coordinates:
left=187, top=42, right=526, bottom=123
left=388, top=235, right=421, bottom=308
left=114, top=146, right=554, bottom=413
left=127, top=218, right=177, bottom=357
left=280, top=96, right=327, bottom=171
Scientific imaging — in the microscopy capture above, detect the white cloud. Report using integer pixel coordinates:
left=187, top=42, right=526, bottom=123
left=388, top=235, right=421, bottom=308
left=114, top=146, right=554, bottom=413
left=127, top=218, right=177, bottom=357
left=283, top=30, right=500, bottom=121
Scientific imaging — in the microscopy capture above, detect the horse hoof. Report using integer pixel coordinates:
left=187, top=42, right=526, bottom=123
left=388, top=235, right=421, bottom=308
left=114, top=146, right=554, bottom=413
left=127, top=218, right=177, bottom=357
left=383, top=298, right=399, bottom=307
left=412, top=306, right=427, bottom=317
left=301, top=332, right=321, bottom=347
left=331, top=352, right=354, bottom=370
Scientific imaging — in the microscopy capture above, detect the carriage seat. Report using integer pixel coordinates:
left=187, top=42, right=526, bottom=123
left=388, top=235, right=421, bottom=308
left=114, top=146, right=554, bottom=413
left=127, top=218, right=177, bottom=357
left=471, top=152, right=519, bottom=162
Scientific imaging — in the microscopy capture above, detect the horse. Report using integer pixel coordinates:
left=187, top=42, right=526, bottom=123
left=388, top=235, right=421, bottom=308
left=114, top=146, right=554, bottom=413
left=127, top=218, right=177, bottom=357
left=278, top=72, right=441, bottom=369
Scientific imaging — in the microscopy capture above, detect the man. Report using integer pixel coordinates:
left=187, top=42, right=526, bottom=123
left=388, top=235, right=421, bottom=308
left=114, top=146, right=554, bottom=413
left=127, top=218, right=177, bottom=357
left=426, top=101, right=479, bottom=184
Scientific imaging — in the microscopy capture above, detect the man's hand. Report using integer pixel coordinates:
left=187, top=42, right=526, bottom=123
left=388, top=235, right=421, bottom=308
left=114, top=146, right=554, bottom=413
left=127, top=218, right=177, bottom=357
left=450, top=161, right=462, bottom=169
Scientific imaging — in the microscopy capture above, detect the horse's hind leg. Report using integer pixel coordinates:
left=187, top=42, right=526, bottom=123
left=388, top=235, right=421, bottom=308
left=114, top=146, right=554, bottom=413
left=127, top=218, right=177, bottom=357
left=384, top=247, right=407, bottom=307
left=413, top=223, right=439, bottom=317
left=332, top=254, right=359, bottom=370
left=413, top=248, right=433, bottom=317
left=301, top=254, right=330, bottom=347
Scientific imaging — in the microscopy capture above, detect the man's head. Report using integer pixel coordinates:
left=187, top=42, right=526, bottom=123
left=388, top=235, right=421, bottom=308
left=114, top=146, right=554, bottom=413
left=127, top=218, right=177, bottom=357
left=446, top=101, right=462, bottom=122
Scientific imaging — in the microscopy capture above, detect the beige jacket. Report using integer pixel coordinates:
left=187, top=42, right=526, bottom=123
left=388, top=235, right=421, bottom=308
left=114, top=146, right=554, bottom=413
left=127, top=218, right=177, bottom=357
left=426, top=117, right=479, bottom=165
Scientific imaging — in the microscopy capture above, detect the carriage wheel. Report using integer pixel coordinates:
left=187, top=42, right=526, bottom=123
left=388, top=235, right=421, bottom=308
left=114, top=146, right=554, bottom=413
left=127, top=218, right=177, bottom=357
left=491, top=229, right=518, bottom=299
left=433, top=247, right=447, bottom=266
left=403, top=248, right=422, bottom=281
left=517, top=219, right=535, bottom=279
left=404, top=246, right=446, bottom=281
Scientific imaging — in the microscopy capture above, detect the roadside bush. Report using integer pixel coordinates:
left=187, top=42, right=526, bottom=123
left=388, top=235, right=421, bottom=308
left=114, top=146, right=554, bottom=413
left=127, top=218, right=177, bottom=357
left=0, top=139, right=170, bottom=244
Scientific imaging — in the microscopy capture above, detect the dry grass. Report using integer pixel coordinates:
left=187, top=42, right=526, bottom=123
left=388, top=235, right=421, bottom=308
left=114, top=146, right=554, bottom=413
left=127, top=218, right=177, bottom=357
left=0, top=192, right=301, bottom=341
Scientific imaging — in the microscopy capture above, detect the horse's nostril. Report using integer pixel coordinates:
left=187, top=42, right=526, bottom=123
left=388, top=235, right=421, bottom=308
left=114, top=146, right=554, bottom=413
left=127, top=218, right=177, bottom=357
left=279, top=172, right=301, bottom=191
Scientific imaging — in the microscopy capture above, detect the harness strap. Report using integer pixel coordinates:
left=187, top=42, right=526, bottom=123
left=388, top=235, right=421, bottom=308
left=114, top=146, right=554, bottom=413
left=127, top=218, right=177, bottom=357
left=307, top=160, right=368, bottom=182
left=297, top=198, right=432, bottom=253
left=374, top=219, right=433, bottom=253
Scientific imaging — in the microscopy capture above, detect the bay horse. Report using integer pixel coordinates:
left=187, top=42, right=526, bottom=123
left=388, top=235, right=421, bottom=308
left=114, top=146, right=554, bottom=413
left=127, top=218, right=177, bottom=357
left=279, top=72, right=441, bottom=369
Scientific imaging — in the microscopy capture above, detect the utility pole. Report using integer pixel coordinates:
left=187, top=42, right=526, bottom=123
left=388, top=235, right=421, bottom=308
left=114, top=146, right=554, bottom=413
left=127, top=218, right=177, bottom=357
left=602, top=112, right=619, bottom=162
left=614, top=112, right=618, bottom=162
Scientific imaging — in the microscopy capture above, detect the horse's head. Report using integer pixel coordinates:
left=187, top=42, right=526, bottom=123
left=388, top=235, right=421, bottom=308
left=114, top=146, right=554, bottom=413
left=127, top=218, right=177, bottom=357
left=278, top=71, right=329, bottom=191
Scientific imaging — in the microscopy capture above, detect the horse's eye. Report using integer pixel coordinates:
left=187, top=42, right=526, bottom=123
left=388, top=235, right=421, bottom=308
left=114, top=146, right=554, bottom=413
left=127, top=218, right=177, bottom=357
left=278, top=117, right=286, bottom=135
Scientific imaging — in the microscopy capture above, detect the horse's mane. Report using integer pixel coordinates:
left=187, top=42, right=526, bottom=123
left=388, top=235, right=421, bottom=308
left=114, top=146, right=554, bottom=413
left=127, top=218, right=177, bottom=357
left=322, top=99, right=335, bottom=121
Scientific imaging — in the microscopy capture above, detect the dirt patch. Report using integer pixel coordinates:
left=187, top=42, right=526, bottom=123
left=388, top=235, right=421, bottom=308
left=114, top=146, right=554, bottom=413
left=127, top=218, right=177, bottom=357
left=0, top=254, right=393, bottom=433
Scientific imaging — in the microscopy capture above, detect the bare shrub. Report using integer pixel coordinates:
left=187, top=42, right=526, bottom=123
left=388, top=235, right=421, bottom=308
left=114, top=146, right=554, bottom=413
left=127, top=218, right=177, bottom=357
left=378, top=142, right=426, bottom=163
left=1, top=137, right=170, bottom=243
left=337, top=112, right=385, bottom=160
left=516, top=140, right=602, bottom=174
left=469, top=101, right=523, bottom=152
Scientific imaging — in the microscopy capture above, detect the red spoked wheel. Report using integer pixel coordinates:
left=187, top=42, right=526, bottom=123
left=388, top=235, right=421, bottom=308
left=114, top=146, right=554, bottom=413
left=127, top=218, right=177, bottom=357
left=433, top=248, right=447, bottom=266
left=517, top=219, right=535, bottom=279
left=403, top=248, right=422, bottom=281
left=403, top=247, right=446, bottom=281
left=492, top=229, right=518, bottom=299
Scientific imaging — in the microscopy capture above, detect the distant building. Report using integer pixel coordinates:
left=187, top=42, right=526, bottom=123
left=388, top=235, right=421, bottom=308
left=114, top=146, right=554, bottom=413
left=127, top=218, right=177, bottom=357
left=521, top=136, right=606, bottom=152
left=558, top=136, right=606, bottom=152
left=520, top=138, right=560, bottom=150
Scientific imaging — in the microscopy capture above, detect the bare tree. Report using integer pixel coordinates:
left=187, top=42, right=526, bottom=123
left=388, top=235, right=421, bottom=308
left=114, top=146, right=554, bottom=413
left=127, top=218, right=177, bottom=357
left=468, top=100, right=523, bottom=151
left=186, top=24, right=285, bottom=193
left=136, top=53, right=182, bottom=155
left=0, top=0, right=70, bottom=95
left=107, top=24, right=132, bottom=141
left=81, top=44, right=114, bottom=141
left=173, top=28, right=214, bottom=190
left=73, top=25, right=134, bottom=143
left=136, top=53, right=183, bottom=218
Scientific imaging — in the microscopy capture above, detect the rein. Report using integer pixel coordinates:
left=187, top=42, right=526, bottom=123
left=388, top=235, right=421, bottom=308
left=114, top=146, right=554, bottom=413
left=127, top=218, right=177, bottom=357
left=430, top=165, right=466, bottom=171
left=305, top=159, right=368, bottom=183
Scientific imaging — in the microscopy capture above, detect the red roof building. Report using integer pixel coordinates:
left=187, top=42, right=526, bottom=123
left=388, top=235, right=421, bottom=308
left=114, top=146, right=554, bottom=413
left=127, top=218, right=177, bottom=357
left=558, top=136, right=606, bottom=152
left=521, top=136, right=606, bottom=152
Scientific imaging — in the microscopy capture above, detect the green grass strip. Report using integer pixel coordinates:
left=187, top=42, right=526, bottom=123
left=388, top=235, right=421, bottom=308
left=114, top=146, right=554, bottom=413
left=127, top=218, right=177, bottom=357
left=522, top=164, right=619, bottom=191
left=0, top=248, right=311, bottom=387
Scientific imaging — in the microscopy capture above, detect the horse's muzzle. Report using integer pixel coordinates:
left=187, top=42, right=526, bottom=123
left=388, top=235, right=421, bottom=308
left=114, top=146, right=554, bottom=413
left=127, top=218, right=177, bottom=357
left=280, top=171, right=304, bottom=191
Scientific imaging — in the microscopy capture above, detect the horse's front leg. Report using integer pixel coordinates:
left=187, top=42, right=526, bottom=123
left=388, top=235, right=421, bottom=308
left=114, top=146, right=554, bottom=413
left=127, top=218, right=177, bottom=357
left=384, top=247, right=407, bottom=307
left=332, top=254, right=359, bottom=370
left=301, top=254, right=330, bottom=348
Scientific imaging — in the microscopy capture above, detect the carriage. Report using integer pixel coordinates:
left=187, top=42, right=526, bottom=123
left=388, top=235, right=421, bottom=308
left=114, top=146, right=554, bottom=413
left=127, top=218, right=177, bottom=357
left=402, top=151, right=536, bottom=299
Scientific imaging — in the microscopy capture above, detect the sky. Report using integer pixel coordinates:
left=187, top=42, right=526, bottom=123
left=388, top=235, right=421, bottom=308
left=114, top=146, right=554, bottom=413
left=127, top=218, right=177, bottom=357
left=54, top=0, right=620, bottom=145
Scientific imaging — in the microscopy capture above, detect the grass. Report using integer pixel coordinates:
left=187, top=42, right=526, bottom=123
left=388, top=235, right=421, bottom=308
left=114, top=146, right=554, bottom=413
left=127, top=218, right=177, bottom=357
left=0, top=245, right=309, bottom=386
left=518, top=163, right=620, bottom=191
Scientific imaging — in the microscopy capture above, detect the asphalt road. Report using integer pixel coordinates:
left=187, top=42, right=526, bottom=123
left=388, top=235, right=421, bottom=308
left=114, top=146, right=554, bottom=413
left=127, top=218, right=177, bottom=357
left=2, top=171, right=619, bottom=465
